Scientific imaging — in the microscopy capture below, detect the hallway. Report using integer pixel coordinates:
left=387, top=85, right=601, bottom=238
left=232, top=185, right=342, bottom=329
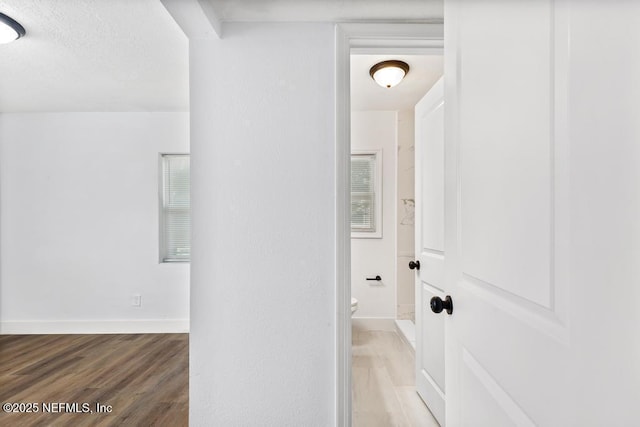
left=352, top=328, right=439, bottom=426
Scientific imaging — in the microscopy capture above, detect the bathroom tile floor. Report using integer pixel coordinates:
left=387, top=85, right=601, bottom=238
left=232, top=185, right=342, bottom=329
left=352, top=328, right=440, bottom=427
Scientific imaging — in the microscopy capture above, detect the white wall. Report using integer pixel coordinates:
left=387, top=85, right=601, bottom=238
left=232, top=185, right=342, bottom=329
left=396, top=110, right=415, bottom=321
left=0, top=112, right=190, bottom=333
left=189, top=23, right=335, bottom=425
left=351, top=111, right=397, bottom=326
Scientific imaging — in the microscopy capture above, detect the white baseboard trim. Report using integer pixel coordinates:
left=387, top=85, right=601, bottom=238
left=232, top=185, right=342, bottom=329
left=0, top=319, right=190, bottom=335
left=351, top=317, right=396, bottom=331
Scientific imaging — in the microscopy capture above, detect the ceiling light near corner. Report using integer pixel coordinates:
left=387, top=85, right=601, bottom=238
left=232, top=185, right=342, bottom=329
left=0, top=12, right=25, bottom=44
left=369, top=60, right=410, bottom=89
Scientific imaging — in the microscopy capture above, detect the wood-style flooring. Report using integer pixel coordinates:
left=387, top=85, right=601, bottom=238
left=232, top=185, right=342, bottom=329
left=2, top=329, right=433, bottom=426
left=0, top=334, right=188, bottom=427
left=353, top=328, right=439, bottom=427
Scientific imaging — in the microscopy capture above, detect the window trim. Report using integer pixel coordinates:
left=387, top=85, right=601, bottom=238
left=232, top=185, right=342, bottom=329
left=159, top=153, right=191, bottom=263
left=351, top=149, right=383, bottom=239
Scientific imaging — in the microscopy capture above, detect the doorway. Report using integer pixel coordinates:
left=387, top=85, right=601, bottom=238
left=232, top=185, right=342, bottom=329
left=349, top=54, right=442, bottom=332
left=349, top=50, right=443, bottom=425
left=335, top=23, right=444, bottom=426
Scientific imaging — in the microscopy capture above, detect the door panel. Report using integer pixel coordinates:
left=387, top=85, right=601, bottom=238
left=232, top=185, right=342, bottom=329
left=421, top=283, right=445, bottom=391
left=445, top=1, right=573, bottom=426
left=420, top=252, right=444, bottom=292
left=460, top=349, right=535, bottom=427
left=459, top=0, right=553, bottom=308
left=415, top=76, right=446, bottom=425
left=422, top=97, right=445, bottom=253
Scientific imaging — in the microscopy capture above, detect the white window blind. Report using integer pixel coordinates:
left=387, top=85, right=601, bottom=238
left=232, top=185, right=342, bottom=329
left=160, top=154, right=190, bottom=262
left=351, top=153, right=377, bottom=232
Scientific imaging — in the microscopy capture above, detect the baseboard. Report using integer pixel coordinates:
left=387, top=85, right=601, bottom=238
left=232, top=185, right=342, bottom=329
left=351, top=317, right=396, bottom=331
left=0, top=319, right=190, bottom=335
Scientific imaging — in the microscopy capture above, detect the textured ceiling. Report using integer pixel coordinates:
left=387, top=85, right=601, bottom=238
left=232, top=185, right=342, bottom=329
left=351, top=54, right=443, bottom=111
left=206, top=0, right=443, bottom=22
left=0, top=0, right=443, bottom=113
left=0, top=0, right=188, bottom=112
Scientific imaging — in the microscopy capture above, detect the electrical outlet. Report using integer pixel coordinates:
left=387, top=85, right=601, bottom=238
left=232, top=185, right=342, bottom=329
left=132, top=294, right=142, bottom=307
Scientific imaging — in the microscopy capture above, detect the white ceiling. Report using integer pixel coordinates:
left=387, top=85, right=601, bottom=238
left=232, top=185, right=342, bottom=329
left=351, top=54, right=443, bottom=111
left=0, top=0, right=443, bottom=113
left=0, top=0, right=189, bottom=112
left=206, top=0, right=443, bottom=22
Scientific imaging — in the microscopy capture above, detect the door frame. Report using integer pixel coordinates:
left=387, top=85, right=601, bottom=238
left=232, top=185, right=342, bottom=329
left=335, top=22, right=444, bottom=427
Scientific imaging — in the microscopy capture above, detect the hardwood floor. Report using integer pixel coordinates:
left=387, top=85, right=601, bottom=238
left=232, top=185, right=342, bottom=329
left=352, top=328, right=439, bottom=427
left=1, top=329, right=432, bottom=426
left=0, top=334, right=188, bottom=427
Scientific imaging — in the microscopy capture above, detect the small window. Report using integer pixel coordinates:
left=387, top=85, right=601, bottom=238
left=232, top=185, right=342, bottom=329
left=351, top=150, right=382, bottom=238
left=160, top=154, right=190, bottom=262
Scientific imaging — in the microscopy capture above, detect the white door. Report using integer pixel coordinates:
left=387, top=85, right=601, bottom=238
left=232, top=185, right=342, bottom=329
left=414, top=76, right=445, bottom=425
left=443, top=1, right=640, bottom=425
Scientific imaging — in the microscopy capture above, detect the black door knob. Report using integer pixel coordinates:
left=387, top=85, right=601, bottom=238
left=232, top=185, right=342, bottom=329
left=430, top=295, right=453, bottom=315
left=409, top=260, right=420, bottom=270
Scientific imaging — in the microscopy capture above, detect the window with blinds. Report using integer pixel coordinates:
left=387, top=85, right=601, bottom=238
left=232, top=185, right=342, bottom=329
left=160, top=154, right=190, bottom=262
left=351, top=152, right=381, bottom=237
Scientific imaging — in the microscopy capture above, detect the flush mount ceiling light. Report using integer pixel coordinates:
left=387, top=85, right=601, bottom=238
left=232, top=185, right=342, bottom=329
left=0, top=12, right=26, bottom=44
left=369, top=60, right=410, bottom=89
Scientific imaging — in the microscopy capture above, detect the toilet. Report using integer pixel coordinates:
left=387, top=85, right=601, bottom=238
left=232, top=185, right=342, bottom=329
left=351, top=297, right=358, bottom=315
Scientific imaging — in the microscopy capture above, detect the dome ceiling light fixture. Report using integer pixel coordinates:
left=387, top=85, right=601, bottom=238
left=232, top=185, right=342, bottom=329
left=0, top=12, right=26, bottom=44
left=369, top=60, right=410, bottom=89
